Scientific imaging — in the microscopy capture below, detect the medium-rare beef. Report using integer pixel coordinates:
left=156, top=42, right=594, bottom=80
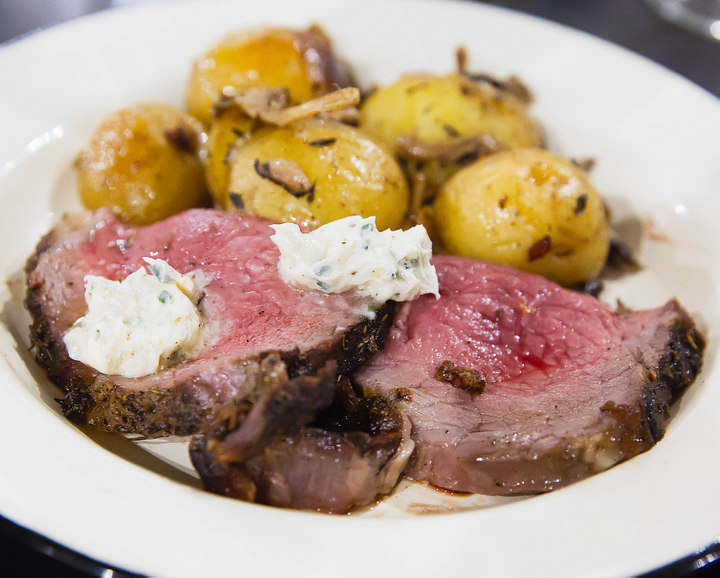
left=354, top=255, right=704, bottom=495
left=190, top=373, right=414, bottom=513
left=25, top=208, right=393, bottom=436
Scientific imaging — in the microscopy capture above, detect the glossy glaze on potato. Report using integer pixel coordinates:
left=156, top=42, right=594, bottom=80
left=186, top=26, right=351, bottom=126
left=75, top=103, right=209, bottom=226
left=225, top=117, right=410, bottom=230
left=360, top=72, right=544, bottom=194
left=432, top=148, right=609, bottom=286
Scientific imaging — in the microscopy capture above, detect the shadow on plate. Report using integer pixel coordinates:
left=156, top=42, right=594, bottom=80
left=0, top=265, right=201, bottom=490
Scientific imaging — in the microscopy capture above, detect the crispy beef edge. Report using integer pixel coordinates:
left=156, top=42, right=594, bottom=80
left=190, top=373, right=408, bottom=513
left=93, top=302, right=395, bottom=437
left=562, top=303, right=703, bottom=493
left=25, top=235, right=396, bottom=438
left=642, top=303, right=705, bottom=442
left=558, top=306, right=706, bottom=490
left=283, top=302, right=396, bottom=377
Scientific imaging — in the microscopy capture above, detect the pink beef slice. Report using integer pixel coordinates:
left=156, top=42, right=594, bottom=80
left=354, top=255, right=705, bottom=495
left=25, top=209, right=393, bottom=436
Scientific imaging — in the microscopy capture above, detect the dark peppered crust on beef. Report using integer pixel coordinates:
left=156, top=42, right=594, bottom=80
left=26, top=270, right=393, bottom=437
left=75, top=304, right=394, bottom=436
left=190, top=376, right=413, bottom=513
left=643, top=311, right=704, bottom=442
left=24, top=210, right=395, bottom=437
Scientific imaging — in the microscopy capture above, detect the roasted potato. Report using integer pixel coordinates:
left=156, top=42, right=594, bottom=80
left=361, top=73, right=542, bottom=149
left=203, top=107, right=255, bottom=202
left=75, top=103, right=209, bottom=226
left=360, top=72, right=543, bottom=198
left=187, top=26, right=351, bottom=126
left=432, top=148, right=609, bottom=286
left=225, top=117, right=409, bottom=230
left=203, top=86, right=361, bottom=203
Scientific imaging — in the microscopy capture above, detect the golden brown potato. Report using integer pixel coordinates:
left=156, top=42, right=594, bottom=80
left=202, top=86, right=361, bottom=204
left=361, top=73, right=542, bottom=148
left=203, top=107, right=255, bottom=203
left=360, top=72, right=544, bottom=196
left=187, top=26, right=351, bottom=126
left=225, top=117, right=409, bottom=230
left=432, top=148, right=609, bottom=286
left=75, top=103, right=209, bottom=226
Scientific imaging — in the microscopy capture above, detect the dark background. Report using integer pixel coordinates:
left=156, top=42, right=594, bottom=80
left=1, top=1, right=718, bottom=576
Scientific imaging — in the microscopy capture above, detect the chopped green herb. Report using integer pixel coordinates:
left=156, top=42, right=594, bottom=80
left=158, top=290, right=171, bottom=304
left=148, top=263, right=161, bottom=278
left=317, top=281, right=330, bottom=291
left=315, top=264, right=331, bottom=276
left=367, top=304, right=376, bottom=313
left=402, top=257, right=420, bottom=269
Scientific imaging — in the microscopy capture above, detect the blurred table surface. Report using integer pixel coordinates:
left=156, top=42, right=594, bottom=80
left=0, top=1, right=718, bottom=576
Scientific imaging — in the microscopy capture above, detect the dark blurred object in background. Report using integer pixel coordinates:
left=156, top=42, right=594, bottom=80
left=644, top=0, right=720, bottom=42
left=484, top=0, right=720, bottom=96
left=0, top=0, right=111, bottom=43
left=2, top=0, right=718, bottom=96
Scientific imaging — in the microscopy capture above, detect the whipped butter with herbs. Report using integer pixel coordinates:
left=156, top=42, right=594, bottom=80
left=63, top=258, right=202, bottom=378
left=270, top=216, right=439, bottom=313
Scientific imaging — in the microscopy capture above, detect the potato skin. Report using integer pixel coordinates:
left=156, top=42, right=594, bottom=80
left=75, top=104, right=209, bottom=226
left=360, top=72, right=543, bottom=150
left=187, top=26, right=351, bottom=126
left=225, top=117, right=409, bottom=230
left=432, top=148, right=609, bottom=286
left=360, top=73, right=543, bottom=195
left=203, top=107, right=255, bottom=203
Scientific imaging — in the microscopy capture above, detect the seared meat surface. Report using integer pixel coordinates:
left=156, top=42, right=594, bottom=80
left=25, top=208, right=704, bottom=510
left=355, top=256, right=704, bottom=495
left=191, top=372, right=413, bottom=513
left=25, top=209, right=393, bottom=436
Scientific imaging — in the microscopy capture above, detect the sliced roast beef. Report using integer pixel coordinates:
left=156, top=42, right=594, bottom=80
left=25, top=208, right=393, bottom=436
left=190, top=373, right=413, bottom=513
left=354, top=255, right=704, bottom=495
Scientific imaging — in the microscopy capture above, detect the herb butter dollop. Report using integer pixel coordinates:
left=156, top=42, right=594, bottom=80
left=63, top=258, right=202, bottom=378
left=270, top=216, right=439, bottom=308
